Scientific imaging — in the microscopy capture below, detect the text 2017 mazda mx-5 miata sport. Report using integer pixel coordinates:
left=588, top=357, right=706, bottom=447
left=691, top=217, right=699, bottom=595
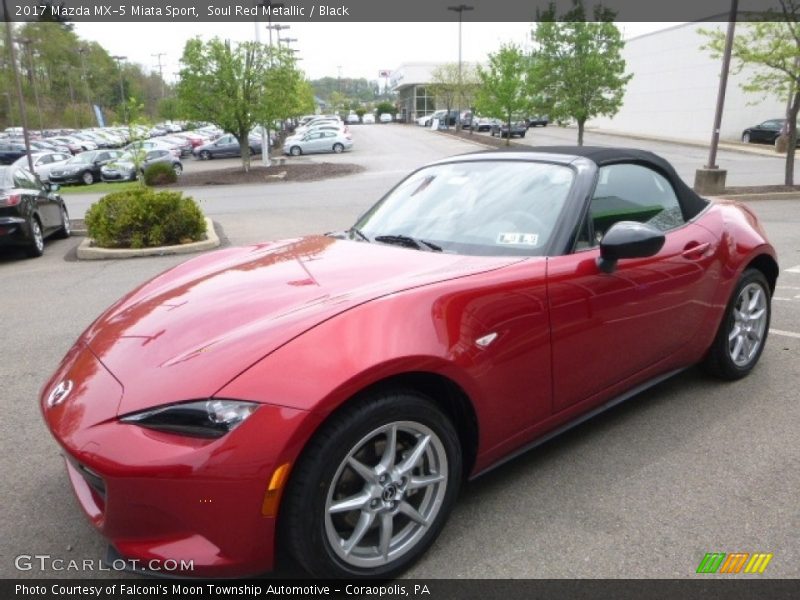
left=41, top=148, right=777, bottom=578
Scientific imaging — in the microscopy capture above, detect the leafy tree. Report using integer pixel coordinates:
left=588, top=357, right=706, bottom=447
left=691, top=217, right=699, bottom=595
left=530, top=0, right=631, bottom=146
left=700, top=1, right=800, bottom=186
left=177, top=38, right=301, bottom=171
left=428, top=63, right=459, bottom=129
left=375, top=100, right=396, bottom=115
left=474, top=43, right=531, bottom=146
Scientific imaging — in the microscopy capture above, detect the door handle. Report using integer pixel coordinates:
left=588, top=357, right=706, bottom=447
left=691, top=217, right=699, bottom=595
left=682, top=241, right=711, bottom=259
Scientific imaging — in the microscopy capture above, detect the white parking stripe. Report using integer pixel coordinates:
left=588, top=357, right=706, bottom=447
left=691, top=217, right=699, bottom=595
left=771, top=329, right=800, bottom=339
left=786, top=265, right=800, bottom=273
left=777, top=286, right=800, bottom=290
left=774, top=297, right=793, bottom=301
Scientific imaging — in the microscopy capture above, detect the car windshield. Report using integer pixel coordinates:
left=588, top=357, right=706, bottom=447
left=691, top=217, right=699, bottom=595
left=354, top=160, right=575, bottom=256
left=68, top=153, right=93, bottom=164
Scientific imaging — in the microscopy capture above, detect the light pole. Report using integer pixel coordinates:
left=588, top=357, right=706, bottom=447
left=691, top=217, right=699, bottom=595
left=15, top=37, right=44, bottom=133
left=447, top=4, right=473, bottom=131
left=261, top=0, right=285, bottom=166
left=78, top=47, right=93, bottom=126
left=111, top=55, right=127, bottom=124
left=152, top=52, right=166, bottom=99
left=2, top=0, right=33, bottom=172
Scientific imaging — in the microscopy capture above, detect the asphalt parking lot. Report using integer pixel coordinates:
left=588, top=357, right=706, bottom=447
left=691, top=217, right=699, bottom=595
left=1, top=123, right=798, bottom=579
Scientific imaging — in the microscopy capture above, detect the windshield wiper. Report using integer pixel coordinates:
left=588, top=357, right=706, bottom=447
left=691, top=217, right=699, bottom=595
left=373, top=234, right=442, bottom=252
left=349, top=227, right=371, bottom=242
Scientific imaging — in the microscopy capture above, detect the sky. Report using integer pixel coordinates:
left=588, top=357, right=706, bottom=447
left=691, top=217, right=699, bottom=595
left=73, top=22, right=680, bottom=83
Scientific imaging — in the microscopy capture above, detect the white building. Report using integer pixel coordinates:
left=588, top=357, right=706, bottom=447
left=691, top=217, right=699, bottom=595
left=588, top=22, right=787, bottom=143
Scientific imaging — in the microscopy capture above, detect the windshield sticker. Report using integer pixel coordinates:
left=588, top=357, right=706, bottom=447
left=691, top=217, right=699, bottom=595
left=497, top=232, right=539, bottom=245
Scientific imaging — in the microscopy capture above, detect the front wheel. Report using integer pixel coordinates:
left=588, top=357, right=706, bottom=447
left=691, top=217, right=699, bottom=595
left=199, top=150, right=211, bottom=160
left=333, top=143, right=344, bottom=153
left=81, top=171, right=94, bottom=185
left=282, top=391, right=462, bottom=578
left=173, top=163, right=183, bottom=176
left=25, top=216, right=44, bottom=257
left=54, top=205, right=71, bottom=239
left=742, top=132, right=751, bottom=143
left=703, top=268, right=771, bottom=380
left=290, top=146, right=302, bottom=156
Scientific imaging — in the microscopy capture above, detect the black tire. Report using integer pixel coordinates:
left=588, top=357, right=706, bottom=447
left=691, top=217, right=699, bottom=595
left=25, top=216, right=45, bottom=258
left=290, top=146, right=302, bottom=156
left=199, top=150, right=211, bottom=160
left=742, top=132, right=750, bottom=143
left=249, top=146, right=258, bottom=156
left=54, top=205, right=71, bottom=239
left=520, top=131, right=526, bottom=138
left=281, top=390, right=462, bottom=578
left=703, top=268, right=771, bottom=380
left=333, top=143, right=344, bottom=154
left=81, top=171, right=94, bottom=185
left=173, top=163, right=183, bottom=176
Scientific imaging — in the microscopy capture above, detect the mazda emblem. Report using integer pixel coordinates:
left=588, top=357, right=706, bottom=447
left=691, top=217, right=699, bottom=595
left=47, top=380, right=73, bottom=408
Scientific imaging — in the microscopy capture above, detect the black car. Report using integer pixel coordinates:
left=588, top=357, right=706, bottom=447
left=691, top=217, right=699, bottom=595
left=49, top=150, right=124, bottom=185
left=490, top=121, right=528, bottom=138
left=0, top=141, right=28, bottom=165
left=741, top=119, right=797, bottom=145
left=527, top=115, right=550, bottom=127
left=0, top=166, right=70, bottom=257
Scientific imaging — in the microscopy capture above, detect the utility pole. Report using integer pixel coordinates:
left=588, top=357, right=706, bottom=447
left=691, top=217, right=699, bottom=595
left=152, top=52, right=166, bottom=98
left=447, top=4, right=473, bottom=131
left=262, top=0, right=286, bottom=167
left=77, top=47, right=93, bottom=125
left=271, top=24, right=291, bottom=47
left=2, top=0, right=33, bottom=172
left=111, top=55, right=128, bottom=124
left=15, top=37, right=44, bottom=132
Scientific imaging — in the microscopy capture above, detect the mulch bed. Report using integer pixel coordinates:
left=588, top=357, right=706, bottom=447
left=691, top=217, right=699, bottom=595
left=176, top=162, right=365, bottom=187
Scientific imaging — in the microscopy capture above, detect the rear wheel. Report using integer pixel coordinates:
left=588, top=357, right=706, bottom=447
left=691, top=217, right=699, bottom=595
left=81, top=171, right=94, bottom=185
left=25, top=216, right=45, bottom=258
left=199, top=150, right=211, bottom=160
left=703, top=268, right=771, bottom=380
left=333, top=143, right=344, bottom=153
left=282, top=390, right=462, bottom=578
left=173, top=163, right=183, bottom=176
left=54, top=205, right=71, bottom=239
left=290, top=146, right=302, bottom=156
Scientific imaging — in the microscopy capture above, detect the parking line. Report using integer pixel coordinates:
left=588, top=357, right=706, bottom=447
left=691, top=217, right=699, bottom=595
left=771, top=329, right=800, bottom=339
left=786, top=265, right=800, bottom=273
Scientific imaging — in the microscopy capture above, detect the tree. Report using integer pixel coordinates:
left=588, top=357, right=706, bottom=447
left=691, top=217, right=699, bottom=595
left=474, top=43, right=531, bottom=146
left=177, top=38, right=301, bottom=171
left=530, top=0, right=631, bottom=146
left=375, top=100, right=396, bottom=116
left=700, top=1, right=800, bottom=186
left=428, top=63, right=460, bottom=129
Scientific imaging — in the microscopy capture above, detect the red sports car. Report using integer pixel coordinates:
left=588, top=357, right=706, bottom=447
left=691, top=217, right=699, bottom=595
left=41, top=148, right=777, bottom=578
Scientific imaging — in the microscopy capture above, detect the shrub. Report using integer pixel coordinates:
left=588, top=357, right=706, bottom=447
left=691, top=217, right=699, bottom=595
left=143, top=162, right=178, bottom=186
left=85, top=188, right=206, bottom=249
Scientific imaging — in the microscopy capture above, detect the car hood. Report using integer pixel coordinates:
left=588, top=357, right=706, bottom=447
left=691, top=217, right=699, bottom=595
left=81, top=236, right=523, bottom=416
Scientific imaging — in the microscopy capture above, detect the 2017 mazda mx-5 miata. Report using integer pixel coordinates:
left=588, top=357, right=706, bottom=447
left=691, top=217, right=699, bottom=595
left=41, top=148, right=777, bottom=578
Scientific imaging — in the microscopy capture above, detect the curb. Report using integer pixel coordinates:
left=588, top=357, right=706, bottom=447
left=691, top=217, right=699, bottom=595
left=76, top=217, right=220, bottom=260
left=718, top=191, right=800, bottom=201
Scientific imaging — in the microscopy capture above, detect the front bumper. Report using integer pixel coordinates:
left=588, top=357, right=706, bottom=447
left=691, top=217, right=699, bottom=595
left=50, top=172, right=86, bottom=184
left=41, top=344, right=314, bottom=578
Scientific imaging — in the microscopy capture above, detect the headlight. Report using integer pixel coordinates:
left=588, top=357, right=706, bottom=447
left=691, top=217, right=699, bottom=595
left=120, top=399, right=258, bottom=438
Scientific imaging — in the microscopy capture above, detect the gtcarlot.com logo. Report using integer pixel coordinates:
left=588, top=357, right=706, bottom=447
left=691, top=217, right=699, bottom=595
left=696, top=552, right=773, bottom=574
left=14, top=554, right=194, bottom=573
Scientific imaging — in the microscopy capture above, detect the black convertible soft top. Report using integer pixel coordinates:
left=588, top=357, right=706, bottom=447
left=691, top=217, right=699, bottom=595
left=494, top=145, right=710, bottom=221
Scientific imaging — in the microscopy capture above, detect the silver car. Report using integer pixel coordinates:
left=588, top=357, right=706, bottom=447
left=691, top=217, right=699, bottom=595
left=283, top=130, right=353, bottom=156
left=12, top=151, right=72, bottom=182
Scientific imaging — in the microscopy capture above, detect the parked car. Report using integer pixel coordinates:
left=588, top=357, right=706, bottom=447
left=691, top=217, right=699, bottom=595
left=379, top=113, right=394, bottom=123
left=48, top=136, right=83, bottom=155
left=284, top=130, right=353, bottom=156
left=0, top=165, right=69, bottom=257
left=420, top=109, right=458, bottom=128
left=124, top=139, right=180, bottom=159
left=193, top=134, right=261, bottom=160
left=101, top=149, right=183, bottom=182
left=49, top=150, right=124, bottom=185
left=527, top=115, right=550, bottom=127
left=490, top=120, right=528, bottom=138
left=346, top=114, right=360, bottom=124
left=471, top=117, right=498, bottom=132
left=12, top=151, right=72, bottom=182
left=0, top=141, right=28, bottom=165
left=39, top=147, right=777, bottom=578
left=362, top=114, right=376, bottom=124
left=741, top=118, right=796, bottom=145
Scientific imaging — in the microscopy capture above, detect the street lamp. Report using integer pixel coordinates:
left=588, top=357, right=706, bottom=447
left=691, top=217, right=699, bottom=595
left=77, top=47, right=93, bottom=125
left=111, top=55, right=127, bottom=124
left=2, top=0, right=33, bottom=172
left=447, top=4, right=473, bottom=130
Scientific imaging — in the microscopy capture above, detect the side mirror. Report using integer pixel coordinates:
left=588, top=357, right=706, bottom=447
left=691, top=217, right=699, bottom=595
left=597, top=221, right=665, bottom=273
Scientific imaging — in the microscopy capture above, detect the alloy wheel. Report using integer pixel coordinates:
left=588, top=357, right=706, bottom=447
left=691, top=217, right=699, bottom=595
left=323, top=421, right=448, bottom=569
left=728, top=282, right=768, bottom=367
left=32, top=220, right=44, bottom=253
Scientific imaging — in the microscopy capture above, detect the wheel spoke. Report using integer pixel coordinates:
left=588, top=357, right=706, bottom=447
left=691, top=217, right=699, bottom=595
left=731, top=335, right=744, bottom=362
left=347, top=456, right=378, bottom=484
left=397, top=434, right=431, bottom=475
left=749, top=307, right=765, bottom=322
left=728, top=324, right=741, bottom=342
left=378, top=425, right=397, bottom=472
left=378, top=512, right=393, bottom=560
left=398, top=501, right=428, bottom=526
left=748, top=288, right=762, bottom=312
left=342, top=511, right=375, bottom=555
left=328, top=492, right=371, bottom=514
left=407, top=473, right=445, bottom=491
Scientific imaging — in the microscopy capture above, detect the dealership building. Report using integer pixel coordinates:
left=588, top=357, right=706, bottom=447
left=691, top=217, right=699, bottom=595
left=391, top=22, right=786, bottom=141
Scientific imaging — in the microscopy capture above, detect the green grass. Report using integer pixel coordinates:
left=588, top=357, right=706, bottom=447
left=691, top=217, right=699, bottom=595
left=57, top=181, right=144, bottom=195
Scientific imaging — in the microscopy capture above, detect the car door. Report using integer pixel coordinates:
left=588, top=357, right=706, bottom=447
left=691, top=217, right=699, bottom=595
left=754, top=120, right=781, bottom=142
left=15, top=168, right=57, bottom=229
left=548, top=162, right=720, bottom=412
